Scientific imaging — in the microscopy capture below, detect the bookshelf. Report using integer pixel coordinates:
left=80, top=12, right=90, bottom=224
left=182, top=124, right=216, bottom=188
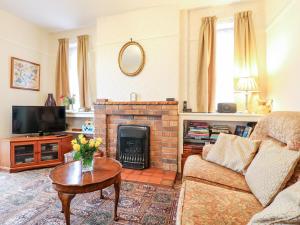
left=65, top=111, right=94, bottom=137
left=179, top=113, right=264, bottom=173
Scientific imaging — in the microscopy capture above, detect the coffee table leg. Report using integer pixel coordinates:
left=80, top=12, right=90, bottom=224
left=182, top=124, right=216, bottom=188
left=113, top=178, right=121, bottom=221
left=58, top=192, right=75, bottom=225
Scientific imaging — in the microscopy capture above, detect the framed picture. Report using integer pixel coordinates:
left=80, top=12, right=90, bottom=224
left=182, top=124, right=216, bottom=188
left=10, top=57, right=40, bottom=91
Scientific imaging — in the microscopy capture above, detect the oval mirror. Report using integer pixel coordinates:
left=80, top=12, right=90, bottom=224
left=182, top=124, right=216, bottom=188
left=118, top=41, right=145, bottom=76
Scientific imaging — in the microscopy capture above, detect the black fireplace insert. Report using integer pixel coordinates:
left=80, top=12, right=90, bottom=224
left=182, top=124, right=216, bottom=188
left=117, top=125, right=150, bottom=169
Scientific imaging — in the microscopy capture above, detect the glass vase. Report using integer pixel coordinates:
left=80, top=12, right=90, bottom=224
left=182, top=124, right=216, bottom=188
left=81, top=155, right=94, bottom=173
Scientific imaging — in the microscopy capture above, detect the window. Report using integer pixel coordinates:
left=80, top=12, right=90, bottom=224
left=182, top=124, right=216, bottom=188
left=69, top=41, right=80, bottom=110
left=215, top=19, right=235, bottom=106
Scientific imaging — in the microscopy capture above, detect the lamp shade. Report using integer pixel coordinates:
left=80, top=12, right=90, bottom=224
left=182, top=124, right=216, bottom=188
left=237, top=77, right=258, bottom=92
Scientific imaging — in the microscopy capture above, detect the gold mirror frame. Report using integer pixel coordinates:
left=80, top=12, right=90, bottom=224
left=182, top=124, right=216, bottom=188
left=118, top=40, right=145, bottom=76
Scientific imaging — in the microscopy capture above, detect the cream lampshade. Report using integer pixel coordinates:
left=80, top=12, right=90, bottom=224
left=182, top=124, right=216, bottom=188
left=237, top=77, right=258, bottom=112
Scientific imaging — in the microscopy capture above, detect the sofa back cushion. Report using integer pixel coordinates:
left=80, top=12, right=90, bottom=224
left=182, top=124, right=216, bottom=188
left=250, top=111, right=300, bottom=150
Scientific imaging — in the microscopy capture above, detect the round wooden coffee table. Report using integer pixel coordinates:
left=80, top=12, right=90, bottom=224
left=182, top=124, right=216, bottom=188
left=49, top=157, right=122, bottom=225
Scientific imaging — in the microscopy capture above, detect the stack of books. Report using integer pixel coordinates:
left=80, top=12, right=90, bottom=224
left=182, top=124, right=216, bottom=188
left=184, top=121, right=210, bottom=144
left=183, top=143, right=204, bottom=153
left=210, top=125, right=231, bottom=143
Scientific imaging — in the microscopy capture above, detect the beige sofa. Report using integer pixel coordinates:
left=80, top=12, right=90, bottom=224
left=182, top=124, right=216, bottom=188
left=177, top=112, right=300, bottom=225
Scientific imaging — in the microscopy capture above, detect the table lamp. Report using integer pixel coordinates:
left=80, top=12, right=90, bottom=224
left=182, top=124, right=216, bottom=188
left=237, top=77, right=258, bottom=112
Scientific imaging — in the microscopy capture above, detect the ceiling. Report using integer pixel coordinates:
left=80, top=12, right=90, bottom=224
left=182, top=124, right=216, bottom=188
left=0, top=0, right=246, bottom=32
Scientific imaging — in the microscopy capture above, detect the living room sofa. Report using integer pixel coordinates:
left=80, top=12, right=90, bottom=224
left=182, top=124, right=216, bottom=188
left=176, top=112, right=300, bottom=225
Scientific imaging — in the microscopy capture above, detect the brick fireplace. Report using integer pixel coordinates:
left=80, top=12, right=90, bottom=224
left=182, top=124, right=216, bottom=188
left=94, top=101, right=179, bottom=171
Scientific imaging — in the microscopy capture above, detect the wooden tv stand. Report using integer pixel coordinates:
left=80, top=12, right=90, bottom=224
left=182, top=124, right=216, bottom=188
left=0, top=135, right=73, bottom=172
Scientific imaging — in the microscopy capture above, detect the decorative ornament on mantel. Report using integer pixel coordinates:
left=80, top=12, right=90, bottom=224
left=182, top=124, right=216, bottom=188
left=130, top=92, right=138, bottom=101
left=44, top=93, right=56, bottom=106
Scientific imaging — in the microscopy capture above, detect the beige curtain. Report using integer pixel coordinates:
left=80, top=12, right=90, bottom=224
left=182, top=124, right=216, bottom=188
left=234, top=11, right=258, bottom=77
left=197, top=16, right=217, bottom=112
left=77, top=35, right=90, bottom=108
left=55, top=38, right=70, bottom=104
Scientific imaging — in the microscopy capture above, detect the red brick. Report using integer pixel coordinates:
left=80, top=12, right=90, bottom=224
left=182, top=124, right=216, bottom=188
left=162, top=105, right=178, bottom=110
left=106, top=105, right=119, bottom=111
left=119, top=105, right=132, bottom=110
left=162, top=147, right=177, bottom=154
left=162, top=115, right=178, bottom=121
left=162, top=137, right=177, bottom=144
left=148, top=110, right=162, bottom=116
left=134, top=115, right=148, bottom=120
left=162, top=142, right=177, bottom=148
left=94, top=105, right=106, bottom=110
left=153, top=121, right=162, bottom=130
left=148, top=116, right=160, bottom=120
left=132, top=105, right=147, bottom=110
left=162, top=121, right=170, bottom=128
left=95, top=113, right=107, bottom=119
left=170, top=121, right=178, bottom=127
left=162, top=131, right=178, bottom=137
left=153, top=131, right=162, bottom=136
left=147, top=105, right=162, bottom=110
left=162, top=153, right=177, bottom=160
left=163, top=127, right=178, bottom=131
left=168, top=110, right=178, bottom=116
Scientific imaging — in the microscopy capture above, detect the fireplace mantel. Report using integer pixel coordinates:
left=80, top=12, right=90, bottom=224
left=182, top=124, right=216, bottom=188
left=94, top=100, right=179, bottom=171
left=95, top=100, right=178, bottom=105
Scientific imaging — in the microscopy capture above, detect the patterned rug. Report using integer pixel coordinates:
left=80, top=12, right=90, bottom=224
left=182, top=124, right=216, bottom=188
left=0, top=169, right=179, bottom=225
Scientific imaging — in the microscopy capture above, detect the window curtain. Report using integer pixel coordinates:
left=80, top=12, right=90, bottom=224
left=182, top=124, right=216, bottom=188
left=234, top=11, right=258, bottom=78
left=77, top=35, right=90, bottom=108
left=55, top=38, right=70, bottom=104
left=197, top=16, right=217, bottom=112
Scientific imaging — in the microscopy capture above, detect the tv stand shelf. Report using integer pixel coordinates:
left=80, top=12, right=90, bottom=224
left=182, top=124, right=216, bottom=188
left=0, top=135, right=73, bottom=172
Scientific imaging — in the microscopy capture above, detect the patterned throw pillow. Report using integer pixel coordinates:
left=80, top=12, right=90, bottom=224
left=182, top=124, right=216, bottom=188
left=245, top=141, right=300, bottom=207
left=206, top=133, right=261, bottom=173
left=248, top=181, right=300, bottom=225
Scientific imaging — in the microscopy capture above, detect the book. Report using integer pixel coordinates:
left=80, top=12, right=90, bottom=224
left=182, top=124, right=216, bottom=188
left=242, top=126, right=253, bottom=138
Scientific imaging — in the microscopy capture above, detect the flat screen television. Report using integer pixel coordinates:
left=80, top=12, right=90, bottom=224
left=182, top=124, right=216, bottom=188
left=12, top=106, right=66, bottom=134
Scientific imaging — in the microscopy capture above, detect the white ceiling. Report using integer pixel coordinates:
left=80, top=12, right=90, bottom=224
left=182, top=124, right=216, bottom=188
left=0, top=0, right=246, bottom=32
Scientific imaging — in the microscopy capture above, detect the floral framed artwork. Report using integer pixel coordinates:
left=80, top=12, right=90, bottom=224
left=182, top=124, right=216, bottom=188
left=10, top=57, right=40, bottom=91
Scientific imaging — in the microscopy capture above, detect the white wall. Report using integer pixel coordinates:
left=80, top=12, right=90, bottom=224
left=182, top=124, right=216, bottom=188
left=180, top=0, right=266, bottom=112
left=96, top=5, right=179, bottom=101
left=0, top=10, right=54, bottom=138
left=266, top=0, right=300, bottom=111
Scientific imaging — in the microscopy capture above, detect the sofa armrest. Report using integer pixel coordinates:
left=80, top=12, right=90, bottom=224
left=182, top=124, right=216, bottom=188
left=202, top=144, right=214, bottom=159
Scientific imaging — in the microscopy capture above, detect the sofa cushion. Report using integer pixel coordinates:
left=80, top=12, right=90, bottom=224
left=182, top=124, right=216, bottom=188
left=287, top=162, right=300, bottom=187
left=250, top=111, right=300, bottom=150
left=202, top=144, right=213, bottom=159
left=183, top=155, right=250, bottom=192
left=248, top=181, right=300, bottom=225
left=245, top=140, right=300, bottom=206
left=176, top=180, right=263, bottom=225
left=206, top=133, right=260, bottom=173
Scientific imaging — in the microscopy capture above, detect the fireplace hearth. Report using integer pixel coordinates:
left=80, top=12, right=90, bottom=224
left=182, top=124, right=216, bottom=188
left=117, top=125, right=150, bottom=169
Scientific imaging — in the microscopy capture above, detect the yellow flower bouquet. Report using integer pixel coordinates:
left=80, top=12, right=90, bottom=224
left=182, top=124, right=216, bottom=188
left=71, top=134, right=102, bottom=172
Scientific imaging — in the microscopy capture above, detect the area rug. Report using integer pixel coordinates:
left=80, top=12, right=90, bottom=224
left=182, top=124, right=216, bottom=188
left=0, top=169, right=179, bottom=225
